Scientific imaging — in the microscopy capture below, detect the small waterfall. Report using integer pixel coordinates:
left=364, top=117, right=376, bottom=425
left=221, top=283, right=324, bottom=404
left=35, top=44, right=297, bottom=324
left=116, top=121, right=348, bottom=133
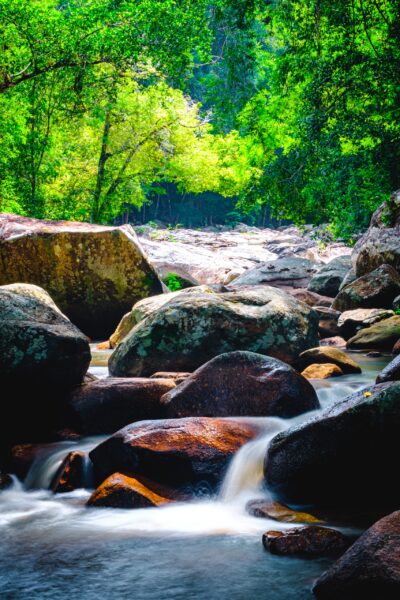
left=220, top=418, right=288, bottom=503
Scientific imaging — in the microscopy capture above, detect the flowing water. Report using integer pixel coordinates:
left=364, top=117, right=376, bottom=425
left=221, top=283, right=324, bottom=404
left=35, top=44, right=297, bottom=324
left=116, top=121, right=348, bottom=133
left=0, top=351, right=390, bottom=599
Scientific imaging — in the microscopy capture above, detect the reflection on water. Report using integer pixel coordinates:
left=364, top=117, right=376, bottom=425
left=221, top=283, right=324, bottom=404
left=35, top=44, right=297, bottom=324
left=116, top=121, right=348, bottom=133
left=0, top=351, right=391, bottom=599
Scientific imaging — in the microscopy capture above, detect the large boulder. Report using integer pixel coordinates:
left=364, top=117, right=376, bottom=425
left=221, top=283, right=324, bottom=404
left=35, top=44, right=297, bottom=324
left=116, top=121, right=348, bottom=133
left=67, top=377, right=176, bottom=434
left=0, top=213, right=162, bottom=338
left=87, top=473, right=171, bottom=509
left=347, top=315, right=400, bottom=350
left=0, top=288, right=90, bottom=387
left=108, top=286, right=319, bottom=377
left=376, top=355, right=400, bottom=384
left=161, top=351, right=319, bottom=419
left=301, top=364, right=344, bottom=380
left=338, top=308, right=394, bottom=340
left=332, top=265, right=400, bottom=312
left=263, top=526, right=348, bottom=557
left=307, top=256, right=351, bottom=297
left=353, top=192, right=400, bottom=277
left=297, top=347, right=361, bottom=374
left=313, top=510, right=400, bottom=600
left=89, top=417, right=261, bottom=490
left=264, top=382, right=400, bottom=512
left=230, top=257, right=318, bottom=289
left=109, top=285, right=214, bottom=348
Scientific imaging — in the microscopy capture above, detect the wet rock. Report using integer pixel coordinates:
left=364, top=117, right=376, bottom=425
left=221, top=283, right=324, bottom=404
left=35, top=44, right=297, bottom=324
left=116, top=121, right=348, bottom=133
left=0, top=213, right=162, bottom=338
left=338, top=308, right=395, bottom=340
left=89, top=417, right=261, bottom=490
left=347, top=315, right=400, bottom=350
left=87, top=473, right=171, bottom=508
left=301, top=363, right=344, bottom=380
left=109, top=285, right=214, bottom=347
left=0, top=471, right=12, bottom=490
left=376, top=355, right=400, bottom=383
left=50, top=451, right=86, bottom=493
left=264, top=382, right=400, bottom=511
left=308, top=256, right=351, bottom=297
left=67, top=378, right=176, bottom=435
left=320, top=337, right=347, bottom=348
left=298, top=347, right=361, bottom=374
left=246, top=500, right=323, bottom=524
left=109, top=286, right=319, bottom=377
left=262, top=526, right=349, bottom=557
left=313, top=510, right=400, bottom=600
left=161, top=352, right=319, bottom=419
left=0, top=287, right=90, bottom=387
left=150, top=372, right=192, bottom=383
left=332, top=265, right=400, bottom=312
left=231, top=257, right=319, bottom=289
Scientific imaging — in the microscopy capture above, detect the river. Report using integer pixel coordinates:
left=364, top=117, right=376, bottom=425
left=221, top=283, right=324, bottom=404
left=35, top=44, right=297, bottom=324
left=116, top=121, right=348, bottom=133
left=0, top=351, right=389, bottom=599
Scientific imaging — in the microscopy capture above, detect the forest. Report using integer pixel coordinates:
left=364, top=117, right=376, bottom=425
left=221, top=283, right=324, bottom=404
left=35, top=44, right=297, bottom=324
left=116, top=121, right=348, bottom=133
left=1, top=0, right=399, bottom=237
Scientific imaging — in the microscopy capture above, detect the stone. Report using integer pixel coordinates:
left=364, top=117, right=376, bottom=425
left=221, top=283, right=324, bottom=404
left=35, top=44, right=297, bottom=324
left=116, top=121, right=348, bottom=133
left=246, top=500, right=323, bottom=524
left=0, top=471, right=12, bottom=490
left=262, top=526, right=349, bottom=557
left=0, top=283, right=63, bottom=313
left=298, top=347, right=361, bottom=374
left=0, top=213, right=163, bottom=338
left=286, top=289, right=335, bottom=308
left=264, top=382, right=400, bottom=511
left=332, top=265, right=400, bottom=312
left=66, top=377, right=176, bottom=435
left=0, top=288, right=90, bottom=387
left=87, top=473, right=171, bottom=508
left=313, top=510, right=400, bottom=600
left=150, top=372, right=192, bottom=383
left=161, top=352, right=319, bottom=419
left=314, top=307, right=341, bottom=339
left=109, top=285, right=214, bottom=347
left=50, top=451, right=86, bottom=493
left=392, top=339, right=400, bottom=355
left=89, top=417, right=261, bottom=490
left=231, top=257, right=319, bottom=289
left=376, top=355, right=400, bottom=383
left=308, top=256, right=352, bottom=297
left=320, top=337, right=347, bottom=348
left=338, top=308, right=395, bottom=340
left=338, top=268, right=357, bottom=291
left=301, top=363, right=344, bottom=379
left=108, top=286, right=319, bottom=377
left=347, top=316, right=400, bottom=350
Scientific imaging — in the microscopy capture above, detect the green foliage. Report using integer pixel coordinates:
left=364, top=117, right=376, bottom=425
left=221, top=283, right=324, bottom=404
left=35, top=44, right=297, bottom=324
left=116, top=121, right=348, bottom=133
left=163, top=272, right=183, bottom=292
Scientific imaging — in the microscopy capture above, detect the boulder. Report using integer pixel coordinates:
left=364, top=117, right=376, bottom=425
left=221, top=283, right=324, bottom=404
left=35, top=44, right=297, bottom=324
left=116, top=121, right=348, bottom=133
left=87, top=473, right=171, bottom=508
left=0, top=213, right=163, bottom=338
left=353, top=192, right=400, bottom=277
left=66, top=377, right=176, bottom=435
left=301, top=364, right=344, bottom=380
left=150, top=372, right=191, bottom=383
left=308, top=256, right=352, bottom=297
left=393, top=339, right=400, bottom=355
left=0, top=283, right=63, bottom=313
left=246, top=500, right=323, bottom=524
left=0, top=288, right=90, bottom=387
left=0, top=471, right=12, bottom=490
left=338, top=308, right=395, bottom=340
left=339, top=268, right=357, bottom=291
left=347, top=316, right=400, bottom=350
left=320, top=337, right=347, bottom=348
left=264, top=382, right=400, bottom=511
left=89, top=417, right=261, bottom=490
left=285, top=289, right=333, bottom=308
left=262, top=526, right=349, bottom=557
left=50, top=451, right=86, bottom=493
left=313, top=510, right=400, bottom=600
left=109, top=285, right=214, bottom=347
left=298, top=347, right=361, bottom=374
left=161, top=352, right=319, bottom=419
left=314, top=307, right=341, bottom=339
left=332, top=265, right=400, bottom=312
left=108, top=286, right=319, bottom=377
left=376, top=355, right=400, bottom=384
left=230, top=257, right=318, bottom=289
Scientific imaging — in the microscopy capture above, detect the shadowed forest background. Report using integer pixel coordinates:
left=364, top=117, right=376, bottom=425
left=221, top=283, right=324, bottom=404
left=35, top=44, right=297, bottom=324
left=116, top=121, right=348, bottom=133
left=1, top=0, right=399, bottom=238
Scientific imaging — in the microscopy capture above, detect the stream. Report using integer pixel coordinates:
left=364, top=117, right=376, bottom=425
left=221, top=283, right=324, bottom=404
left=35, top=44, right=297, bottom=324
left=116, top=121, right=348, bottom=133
left=0, top=351, right=389, bottom=599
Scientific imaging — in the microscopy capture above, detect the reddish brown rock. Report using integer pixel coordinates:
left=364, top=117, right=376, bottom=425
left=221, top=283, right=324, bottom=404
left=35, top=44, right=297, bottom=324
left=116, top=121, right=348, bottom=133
left=150, top=372, right=192, bottom=384
left=301, top=363, right=344, bottom=380
left=89, top=417, right=261, bottom=490
left=313, top=510, right=400, bottom=599
left=246, top=500, right=323, bottom=524
left=87, top=473, right=171, bottom=508
left=50, top=451, right=86, bottom=493
left=161, top=352, right=319, bottom=419
left=262, top=526, right=349, bottom=557
left=67, top=377, right=176, bottom=434
left=285, top=288, right=333, bottom=307
left=298, top=347, right=361, bottom=374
